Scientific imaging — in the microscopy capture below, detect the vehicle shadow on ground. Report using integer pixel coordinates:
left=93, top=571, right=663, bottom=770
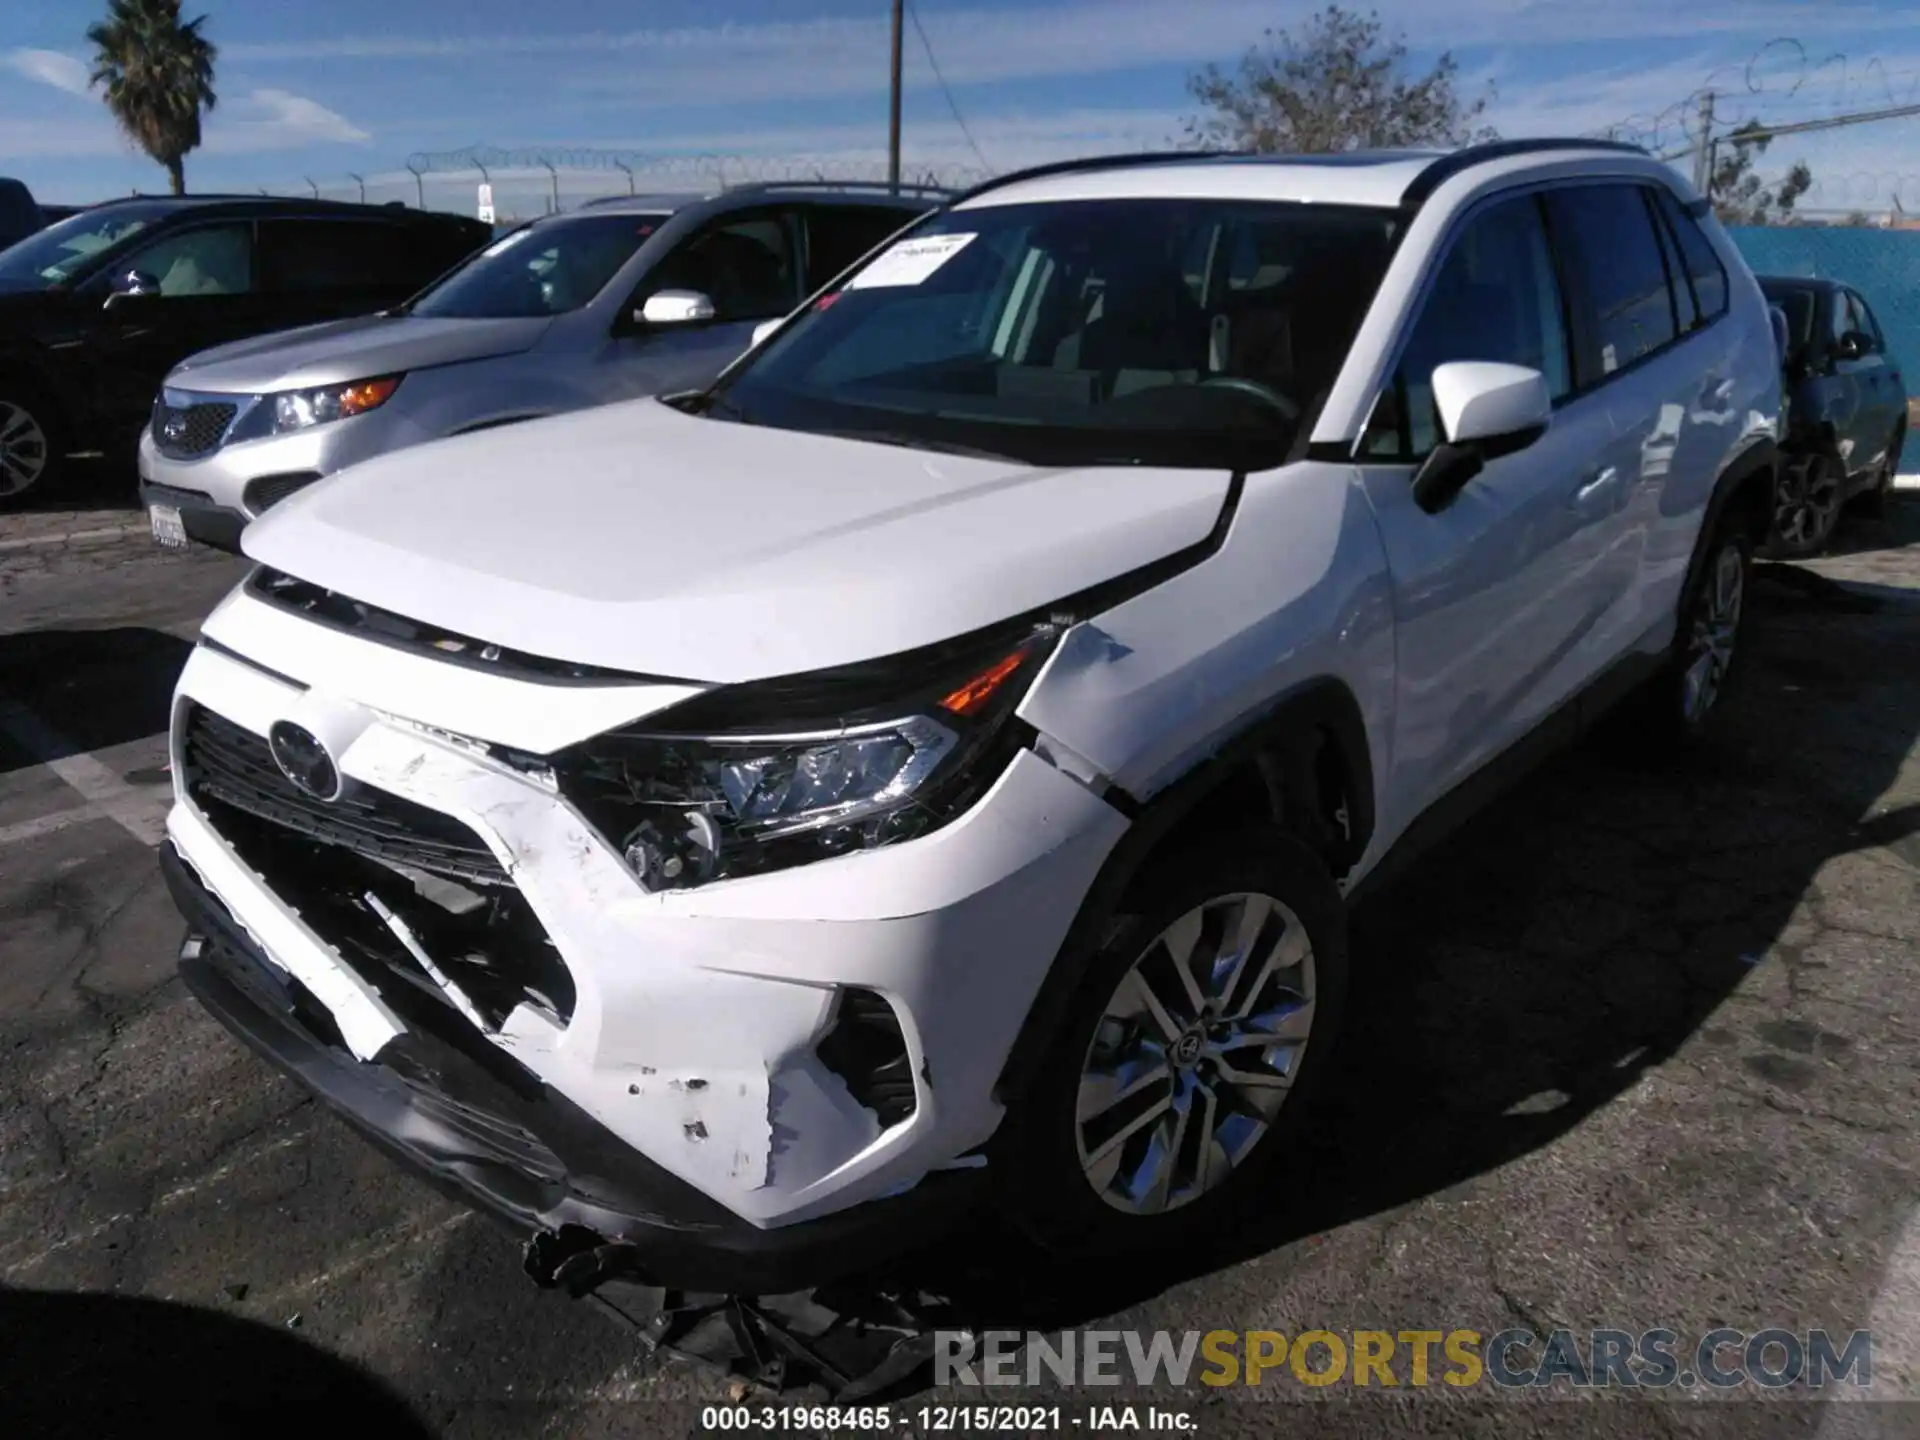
left=837, top=557, right=1920, bottom=1361
left=0, top=627, right=192, bottom=775
left=0, top=1288, right=433, bottom=1438
left=1811, top=495, right=1916, bottom=561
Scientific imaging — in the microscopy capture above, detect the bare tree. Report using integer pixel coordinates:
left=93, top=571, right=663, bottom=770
left=1184, top=4, right=1496, bottom=153
left=1709, top=120, right=1813, bottom=228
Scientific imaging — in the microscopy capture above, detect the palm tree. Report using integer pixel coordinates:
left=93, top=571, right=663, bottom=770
left=87, top=0, right=218, bottom=197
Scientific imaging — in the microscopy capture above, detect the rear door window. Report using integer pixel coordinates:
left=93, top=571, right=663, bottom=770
left=1652, top=189, right=1728, bottom=323
left=1547, top=184, right=1678, bottom=377
left=804, top=207, right=914, bottom=291
left=259, top=220, right=425, bottom=292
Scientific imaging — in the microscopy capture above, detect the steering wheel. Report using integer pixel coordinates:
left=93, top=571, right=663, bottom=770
left=1198, top=375, right=1300, bottom=423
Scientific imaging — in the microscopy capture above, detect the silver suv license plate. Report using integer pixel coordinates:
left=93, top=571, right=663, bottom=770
left=149, top=504, right=188, bottom=549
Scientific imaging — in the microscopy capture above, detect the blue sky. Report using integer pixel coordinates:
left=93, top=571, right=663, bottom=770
left=6, top=0, right=1920, bottom=215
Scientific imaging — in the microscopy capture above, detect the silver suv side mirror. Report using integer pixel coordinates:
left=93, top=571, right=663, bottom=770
left=638, top=289, right=716, bottom=326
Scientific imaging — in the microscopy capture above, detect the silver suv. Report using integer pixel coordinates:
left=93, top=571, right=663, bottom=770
left=138, top=182, right=944, bottom=551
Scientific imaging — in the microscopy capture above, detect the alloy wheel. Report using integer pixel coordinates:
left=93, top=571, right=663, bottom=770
left=1074, top=891, right=1315, bottom=1215
left=1682, top=541, right=1744, bottom=725
left=0, top=400, right=49, bottom=499
left=1773, top=455, right=1842, bottom=551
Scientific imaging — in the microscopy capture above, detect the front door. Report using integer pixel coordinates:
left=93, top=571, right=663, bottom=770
left=604, top=209, right=803, bottom=397
left=1354, top=188, right=1627, bottom=828
left=92, top=221, right=268, bottom=435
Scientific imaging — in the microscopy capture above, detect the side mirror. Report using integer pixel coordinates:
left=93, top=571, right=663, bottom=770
left=1412, top=361, right=1552, bottom=514
left=751, top=318, right=782, bottom=349
left=1836, top=329, right=1874, bottom=361
left=637, top=289, right=716, bottom=327
left=103, top=268, right=160, bottom=310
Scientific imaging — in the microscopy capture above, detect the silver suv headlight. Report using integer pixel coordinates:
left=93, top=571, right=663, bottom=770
left=229, top=375, right=404, bottom=442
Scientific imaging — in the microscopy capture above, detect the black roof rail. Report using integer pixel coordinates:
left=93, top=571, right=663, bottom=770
left=716, top=178, right=957, bottom=200
left=1400, top=137, right=1653, bottom=208
left=949, top=149, right=1255, bottom=205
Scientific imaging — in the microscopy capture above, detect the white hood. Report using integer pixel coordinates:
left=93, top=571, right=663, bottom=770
left=241, top=397, right=1234, bottom=684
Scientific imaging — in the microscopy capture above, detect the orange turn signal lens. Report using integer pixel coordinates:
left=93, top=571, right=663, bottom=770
left=339, top=375, right=402, bottom=416
left=938, top=649, right=1030, bottom=718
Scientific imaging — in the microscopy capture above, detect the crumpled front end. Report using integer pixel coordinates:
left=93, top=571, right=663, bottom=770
left=162, top=586, right=1129, bottom=1287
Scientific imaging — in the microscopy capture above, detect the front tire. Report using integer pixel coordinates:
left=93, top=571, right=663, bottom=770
left=993, top=826, right=1348, bottom=1256
left=0, top=386, right=66, bottom=509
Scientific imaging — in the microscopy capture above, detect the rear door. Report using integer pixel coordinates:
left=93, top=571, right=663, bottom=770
left=1544, top=181, right=1728, bottom=652
left=257, top=218, right=431, bottom=328
left=92, top=219, right=270, bottom=431
left=1355, top=188, right=1622, bottom=812
left=606, top=206, right=804, bottom=395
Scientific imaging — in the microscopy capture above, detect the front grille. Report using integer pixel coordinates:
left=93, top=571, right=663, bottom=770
left=181, top=703, right=508, bottom=886
left=152, top=399, right=239, bottom=460
left=244, top=472, right=322, bottom=514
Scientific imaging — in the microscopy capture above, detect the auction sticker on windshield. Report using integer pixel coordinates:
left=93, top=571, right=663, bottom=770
left=845, top=233, right=975, bottom=289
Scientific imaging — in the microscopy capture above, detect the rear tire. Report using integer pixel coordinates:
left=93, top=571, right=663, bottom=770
left=992, top=826, right=1348, bottom=1257
left=1636, top=504, right=1753, bottom=751
left=0, top=384, right=67, bottom=509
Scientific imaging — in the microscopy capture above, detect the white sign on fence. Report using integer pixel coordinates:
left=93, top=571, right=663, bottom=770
left=477, top=182, right=494, bottom=223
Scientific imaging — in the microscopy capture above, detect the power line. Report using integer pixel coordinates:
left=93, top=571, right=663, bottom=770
left=906, top=0, right=990, bottom=173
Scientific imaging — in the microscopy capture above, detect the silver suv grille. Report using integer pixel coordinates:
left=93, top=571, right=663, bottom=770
left=151, top=393, right=239, bottom=460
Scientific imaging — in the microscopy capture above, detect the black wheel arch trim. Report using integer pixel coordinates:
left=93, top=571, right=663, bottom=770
left=1689, top=435, right=1778, bottom=584
left=996, top=675, right=1373, bottom=1105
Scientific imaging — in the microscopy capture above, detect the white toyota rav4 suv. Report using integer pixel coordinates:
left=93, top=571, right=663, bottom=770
left=162, top=140, right=1782, bottom=1295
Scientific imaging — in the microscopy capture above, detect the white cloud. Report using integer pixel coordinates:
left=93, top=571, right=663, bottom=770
left=205, top=88, right=372, bottom=150
left=5, top=48, right=93, bottom=98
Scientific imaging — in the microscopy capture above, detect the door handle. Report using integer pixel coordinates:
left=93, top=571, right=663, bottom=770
left=1572, top=466, right=1618, bottom=505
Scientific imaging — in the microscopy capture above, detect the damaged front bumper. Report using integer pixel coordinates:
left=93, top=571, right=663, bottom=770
left=165, top=842, right=986, bottom=1293
left=160, top=615, right=1130, bottom=1292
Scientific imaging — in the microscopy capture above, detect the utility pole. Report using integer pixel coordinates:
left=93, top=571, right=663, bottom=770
left=888, top=0, right=904, bottom=192
left=1692, top=90, right=1716, bottom=199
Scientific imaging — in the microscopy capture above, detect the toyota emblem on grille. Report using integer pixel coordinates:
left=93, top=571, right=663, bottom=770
left=160, top=413, right=189, bottom=444
left=267, top=721, right=342, bottom=802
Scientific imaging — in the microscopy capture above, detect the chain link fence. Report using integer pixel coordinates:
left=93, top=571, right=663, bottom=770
left=278, top=147, right=1000, bottom=221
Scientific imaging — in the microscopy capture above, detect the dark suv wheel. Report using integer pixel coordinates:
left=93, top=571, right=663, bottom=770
left=0, top=384, right=67, bottom=508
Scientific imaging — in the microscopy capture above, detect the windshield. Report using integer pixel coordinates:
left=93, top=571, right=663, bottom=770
left=408, top=212, right=667, bottom=319
left=710, top=197, right=1400, bottom=469
left=0, top=203, right=169, bottom=290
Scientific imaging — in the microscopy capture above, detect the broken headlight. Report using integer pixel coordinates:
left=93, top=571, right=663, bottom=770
left=550, top=621, right=1061, bottom=891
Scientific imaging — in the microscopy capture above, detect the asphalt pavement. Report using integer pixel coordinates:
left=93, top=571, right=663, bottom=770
left=3, top=485, right=1920, bottom=1439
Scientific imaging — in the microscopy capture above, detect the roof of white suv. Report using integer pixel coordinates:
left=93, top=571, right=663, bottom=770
left=957, top=139, right=1657, bottom=212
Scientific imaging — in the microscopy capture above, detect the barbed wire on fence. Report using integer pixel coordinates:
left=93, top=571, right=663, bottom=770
left=1592, top=37, right=1920, bottom=157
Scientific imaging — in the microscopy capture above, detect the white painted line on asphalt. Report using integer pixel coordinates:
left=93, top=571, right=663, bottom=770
left=0, top=702, right=169, bottom=848
left=0, top=803, right=103, bottom=849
